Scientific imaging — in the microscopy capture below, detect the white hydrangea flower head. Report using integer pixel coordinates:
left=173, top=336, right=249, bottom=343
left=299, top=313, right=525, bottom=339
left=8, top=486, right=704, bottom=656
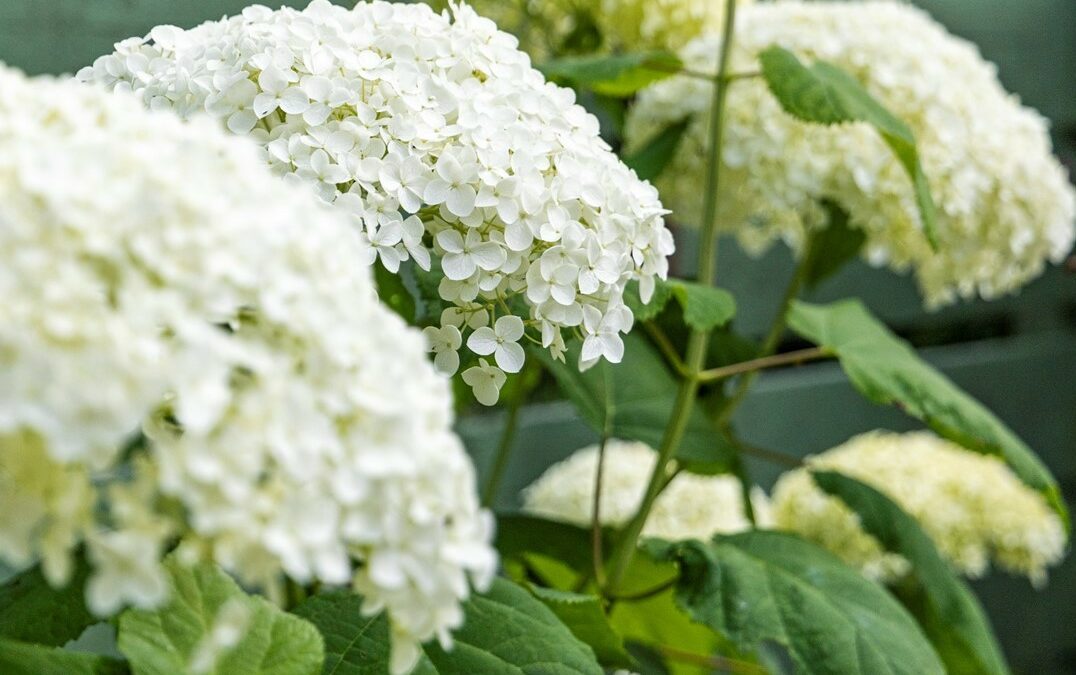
left=522, top=440, right=771, bottom=541
left=0, top=64, right=495, bottom=674
left=79, top=0, right=674, bottom=404
left=771, top=431, right=1067, bottom=585
left=625, top=1, right=1076, bottom=307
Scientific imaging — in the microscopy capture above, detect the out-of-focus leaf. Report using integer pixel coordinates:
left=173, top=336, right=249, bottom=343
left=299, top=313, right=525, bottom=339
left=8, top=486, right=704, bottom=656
left=812, top=471, right=1010, bottom=675
left=625, top=121, right=690, bottom=182
left=802, top=202, right=865, bottom=288
left=540, top=51, right=684, bottom=97
left=787, top=299, right=1068, bottom=528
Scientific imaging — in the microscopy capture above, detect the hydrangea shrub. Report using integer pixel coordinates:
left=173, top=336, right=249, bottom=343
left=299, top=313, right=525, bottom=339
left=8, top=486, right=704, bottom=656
left=1, top=0, right=1072, bottom=673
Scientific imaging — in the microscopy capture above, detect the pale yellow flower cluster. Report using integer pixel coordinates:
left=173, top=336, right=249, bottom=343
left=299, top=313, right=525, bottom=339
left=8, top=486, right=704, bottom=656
left=523, top=440, right=770, bottom=541
left=626, top=1, right=1076, bottom=307
left=424, top=0, right=739, bottom=56
left=771, top=431, right=1066, bottom=585
left=595, top=0, right=743, bottom=53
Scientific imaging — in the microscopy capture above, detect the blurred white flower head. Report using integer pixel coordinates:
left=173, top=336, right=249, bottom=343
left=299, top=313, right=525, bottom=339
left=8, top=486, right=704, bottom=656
left=79, top=0, right=674, bottom=404
left=0, top=64, right=495, bottom=674
left=771, top=431, right=1066, bottom=585
left=522, top=440, right=770, bottom=541
left=626, top=1, right=1076, bottom=307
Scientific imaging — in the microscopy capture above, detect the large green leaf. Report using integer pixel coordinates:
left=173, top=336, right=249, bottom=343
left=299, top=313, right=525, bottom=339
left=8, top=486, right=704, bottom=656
left=624, top=120, right=690, bottom=182
left=650, top=531, right=945, bottom=675
left=0, top=561, right=96, bottom=647
left=812, top=471, right=1010, bottom=675
left=0, top=638, right=127, bottom=675
left=295, top=580, right=603, bottom=674
left=527, top=585, right=634, bottom=668
left=787, top=299, right=1068, bottom=527
left=290, top=591, right=396, bottom=675
left=116, top=558, right=323, bottom=675
left=537, top=333, right=735, bottom=474
left=758, top=46, right=937, bottom=247
left=540, top=51, right=683, bottom=97
left=611, top=593, right=720, bottom=675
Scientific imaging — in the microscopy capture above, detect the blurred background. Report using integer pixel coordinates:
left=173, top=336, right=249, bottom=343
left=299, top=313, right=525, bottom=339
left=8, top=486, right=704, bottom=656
left=2, top=1, right=1073, bottom=672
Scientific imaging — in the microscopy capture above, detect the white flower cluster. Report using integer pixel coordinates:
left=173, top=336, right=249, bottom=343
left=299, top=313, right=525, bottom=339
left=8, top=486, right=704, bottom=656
left=596, top=0, right=742, bottom=53
left=626, top=1, right=1076, bottom=307
left=771, top=431, right=1066, bottom=585
left=423, top=0, right=740, bottom=57
left=522, top=440, right=771, bottom=541
left=79, top=0, right=674, bottom=404
left=0, top=65, right=495, bottom=674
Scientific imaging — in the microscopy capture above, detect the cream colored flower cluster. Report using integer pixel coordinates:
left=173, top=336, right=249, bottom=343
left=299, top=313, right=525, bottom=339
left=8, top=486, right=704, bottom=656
left=79, top=0, right=674, bottom=403
left=596, top=0, right=741, bottom=53
left=522, top=440, right=770, bottom=541
left=0, top=66, right=495, bottom=674
left=771, top=431, right=1066, bottom=585
left=626, top=1, right=1076, bottom=307
left=423, top=0, right=739, bottom=56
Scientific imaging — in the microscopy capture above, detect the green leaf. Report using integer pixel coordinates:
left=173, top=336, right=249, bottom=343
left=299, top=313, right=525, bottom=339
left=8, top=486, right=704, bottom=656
left=624, top=120, right=690, bottom=182
left=650, top=531, right=945, bottom=675
left=116, top=558, right=323, bottom=675
left=665, top=280, right=736, bottom=332
left=624, top=280, right=735, bottom=331
left=811, top=471, right=1010, bottom=675
left=0, top=560, right=96, bottom=647
left=526, top=586, right=634, bottom=668
left=290, top=591, right=391, bottom=675
left=496, top=515, right=595, bottom=575
left=758, top=46, right=938, bottom=247
left=373, top=261, right=417, bottom=323
left=612, top=594, right=721, bottom=675
left=293, top=580, right=603, bottom=675
left=623, top=280, right=674, bottom=322
left=802, top=202, right=865, bottom=288
left=787, top=299, right=1069, bottom=528
left=536, top=333, right=736, bottom=473
left=425, top=578, right=598, bottom=674
left=0, top=638, right=128, bottom=675
left=540, top=51, right=683, bottom=97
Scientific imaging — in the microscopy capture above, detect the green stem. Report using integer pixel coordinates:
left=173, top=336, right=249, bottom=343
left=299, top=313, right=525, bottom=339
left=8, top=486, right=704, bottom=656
left=606, top=575, right=678, bottom=602
left=604, top=378, right=697, bottom=591
left=643, top=320, right=690, bottom=378
left=715, top=240, right=813, bottom=427
left=697, top=346, right=829, bottom=383
left=604, top=0, right=740, bottom=596
left=732, top=437, right=804, bottom=469
left=481, top=399, right=522, bottom=507
left=590, top=434, right=609, bottom=589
